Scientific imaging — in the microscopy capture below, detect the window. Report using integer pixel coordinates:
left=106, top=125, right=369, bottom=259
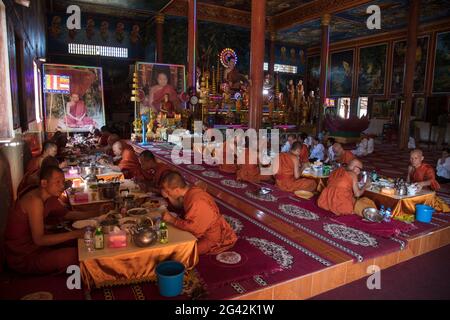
left=263, top=62, right=297, bottom=74
left=68, top=43, right=128, bottom=58
left=337, top=97, right=351, bottom=119
left=358, top=97, right=368, bottom=118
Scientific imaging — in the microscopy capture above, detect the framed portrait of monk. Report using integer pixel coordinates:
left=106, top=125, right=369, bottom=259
left=135, top=62, right=186, bottom=116
left=43, top=64, right=106, bottom=133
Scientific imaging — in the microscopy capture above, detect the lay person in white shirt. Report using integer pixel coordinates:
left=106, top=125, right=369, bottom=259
left=309, top=137, right=325, bottom=162
left=352, top=135, right=368, bottom=157
left=281, top=134, right=297, bottom=153
left=324, top=137, right=336, bottom=163
left=367, top=136, right=375, bottom=154
left=436, top=148, right=450, bottom=184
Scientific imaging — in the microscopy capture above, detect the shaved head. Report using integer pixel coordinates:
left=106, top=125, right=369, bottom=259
left=348, top=159, right=363, bottom=170
left=411, top=149, right=423, bottom=157
left=332, top=143, right=344, bottom=156
left=112, top=141, right=124, bottom=156
left=161, top=171, right=186, bottom=189
left=410, top=148, right=424, bottom=168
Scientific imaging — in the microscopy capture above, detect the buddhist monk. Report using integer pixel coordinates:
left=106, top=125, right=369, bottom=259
left=333, top=143, right=357, bottom=165
left=218, top=140, right=238, bottom=174
left=138, top=150, right=174, bottom=191
left=18, top=156, right=61, bottom=198
left=4, top=166, right=107, bottom=274
left=236, top=139, right=272, bottom=183
left=98, top=126, right=111, bottom=147
left=318, top=159, right=374, bottom=216
left=297, top=134, right=310, bottom=164
left=100, top=141, right=141, bottom=179
left=25, top=141, right=66, bottom=174
left=160, top=172, right=237, bottom=255
left=275, top=141, right=317, bottom=192
left=407, top=149, right=440, bottom=191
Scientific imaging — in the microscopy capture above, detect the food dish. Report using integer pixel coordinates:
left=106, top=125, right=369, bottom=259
left=127, top=208, right=149, bottom=217
left=72, top=219, right=98, bottom=229
left=294, top=190, right=315, bottom=199
left=381, top=187, right=396, bottom=195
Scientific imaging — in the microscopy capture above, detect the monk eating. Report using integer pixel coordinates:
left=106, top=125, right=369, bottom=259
left=98, top=126, right=111, bottom=147
left=318, top=159, right=374, bottom=216
left=4, top=166, right=106, bottom=274
left=160, top=172, right=237, bottom=255
left=101, top=141, right=141, bottom=179
left=18, top=156, right=61, bottom=198
left=218, top=140, right=238, bottom=174
left=236, top=138, right=272, bottom=183
left=25, top=141, right=66, bottom=174
left=407, top=149, right=440, bottom=191
left=138, top=150, right=174, bottom=191
left=275, top=141, right=317, bottom=192
left=333, top=143, right=357, bottom=165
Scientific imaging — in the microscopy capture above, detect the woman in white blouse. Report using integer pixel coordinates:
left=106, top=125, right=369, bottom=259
left=436, top=148, right=450, bottom=184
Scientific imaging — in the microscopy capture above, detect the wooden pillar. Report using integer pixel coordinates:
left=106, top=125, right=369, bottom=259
left=269, top=32, right=276, bottom=77
left=187, top=0, right=197, bottom=89
left=318, top=14, right=331, bottom=133
left=155, top=14, right=164, bottom=63
left=249, top=0, right=266, bottom=130
left=399, top=0, right=420, bottom=149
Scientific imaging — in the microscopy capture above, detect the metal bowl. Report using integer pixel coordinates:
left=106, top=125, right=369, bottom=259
left=133, top=228, right=157, bottom=247
left=362, top=207, right=384, bottom=223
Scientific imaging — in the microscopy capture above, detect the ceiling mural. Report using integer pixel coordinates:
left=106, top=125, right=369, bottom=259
left=199, top=0, right=314, bottom=16
left=276, top=0, right=450, bottom=46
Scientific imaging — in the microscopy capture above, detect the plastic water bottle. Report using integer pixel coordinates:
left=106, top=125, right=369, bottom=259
left=379, top=205, right=385, bottom=217
left=384, top=208, right=392, bottom=222
left=84, top=227, right=94, bottom=252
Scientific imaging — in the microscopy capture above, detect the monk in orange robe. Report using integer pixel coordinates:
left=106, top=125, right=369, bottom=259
left=101, top=141, right=141, bottom=179
left=236, top=147, right=272, bottom=183
left=4, top=166, right=107, bottom=274
left=318, top=159, right=374, bottom=216
left=406, top=149, right=449, bottom=213
left=333, top=143, right=357, bottom=165
left=218, top=141, right=238, bottom=174
left=297, top=135, right=310, bottom=164
left=18, top=156, right=61, bottom=198
left=161, top=172, right=237, bottom=255
left=25, top=141, right=67, bottom=175
left=138, top=150, right=174, bottom=191
left=275, top=141, right=317, bottom=192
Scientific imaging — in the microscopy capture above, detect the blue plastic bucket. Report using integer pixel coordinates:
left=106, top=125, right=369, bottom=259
left=155, top=261, right=185, bottom=297
left=415, top=204, right=434, bottom=223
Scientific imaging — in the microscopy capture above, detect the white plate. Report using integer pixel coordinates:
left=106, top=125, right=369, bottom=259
left=72, top=219, right=98, bottom=229
left=216, top=251, right=242, bottom=265
left=127, top=207, right=149, bottom=217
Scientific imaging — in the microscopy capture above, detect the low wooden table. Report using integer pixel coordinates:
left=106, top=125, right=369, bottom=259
left=78, top=225, right=198, bottom=290
left=302, top=168, right=330, bottom=193
left=364, top=187, right=435, bottom=217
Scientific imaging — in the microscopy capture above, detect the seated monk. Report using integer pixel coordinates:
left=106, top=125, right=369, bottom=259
left=407, top=149, right=449, bottom=213
left=218, top=141, right=238, bottom=174
left=4, top=166, right=108, bottom=274
left=275, top=141, right=317, bottom=192
left=18, top=156, right=61, bottom=198
left=25, top=141, right=66, bottom=174
left=98, top=126, right=111, bottom=147
left=101, top=141, right=141, bottom=179
left=318, top=159, right=374, bottom=216
left=333, top=143, right=357, bottom=165
left=160, top=172, right=237, bottom=255
left=138, top=150, right=174, bottom=192
left=297, top=134, right=310, bottom=164
left=236, top=139, right=272, bottom=183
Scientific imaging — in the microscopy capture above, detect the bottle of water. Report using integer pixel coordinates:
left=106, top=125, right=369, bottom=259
left=384, top=208, right=392, bottom=222
left=379, top=205, right=385, bottom=217
left=84, top=227, right=94, bottom=252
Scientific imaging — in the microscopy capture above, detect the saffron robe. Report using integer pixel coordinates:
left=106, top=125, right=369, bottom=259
left=275, top=153, right=317, bottom=192
left=171, top=186, right=237, bottom=255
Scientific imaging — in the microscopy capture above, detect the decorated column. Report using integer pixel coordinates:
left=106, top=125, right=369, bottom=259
left=249, top=0, right=266, bottom=130
left=399, top=0, right=420, bottom=149
left=318, top=13, right=331, bottom=133
left=155, top=14, right=165, bottom=63
left=187, top=0, right=197, bottom=89
left=269, top=32, right=276, bottom=77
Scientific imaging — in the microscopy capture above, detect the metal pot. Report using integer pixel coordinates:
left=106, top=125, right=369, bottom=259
left=98, top=181, right=120, bottom=200
left=132, top=227, right=157, bottom=247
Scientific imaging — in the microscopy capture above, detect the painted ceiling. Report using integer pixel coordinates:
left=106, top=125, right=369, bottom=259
left=72, top=0, right=171, bottom=12
left=276, top=0, right=450, bottom=46
left=199, top=0, right=314, bottom=16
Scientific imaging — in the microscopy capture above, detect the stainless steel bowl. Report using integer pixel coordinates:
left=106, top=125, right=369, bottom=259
left=133, top=228, right=157, bottom=247
left=362, top=207, right=384, bottom=223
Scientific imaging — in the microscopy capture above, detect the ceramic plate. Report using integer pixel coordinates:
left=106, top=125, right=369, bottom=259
left=72, top=219, right=98, bottom=229
left=216, top=251, right=242, bottom=265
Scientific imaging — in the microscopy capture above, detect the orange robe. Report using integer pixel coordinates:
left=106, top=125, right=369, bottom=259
left=171, top=186, right=237, bottom=255
left=409, top=163, right=440, bottom=191
left=318, top=167, right=355, bottom=215
left=117, top=143, right=141, bottom=179
left=299, top=144, right=309, bottom=164
left=236, top=148, right=271, bottom=183
left=275, top=153, right=317, bottom=192
left=218, top=145, right=238, bottom=174
left=337, top=150, right=356, bottom=165
left=25, top=156, right=42, bottom=174
left=4, top=197, right=76, bottom=274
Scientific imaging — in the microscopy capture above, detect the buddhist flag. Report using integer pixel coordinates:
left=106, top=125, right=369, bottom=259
left=44, top=74, right=70, bottom=94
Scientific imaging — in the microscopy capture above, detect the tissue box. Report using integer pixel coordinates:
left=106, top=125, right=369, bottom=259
left=107, top=230, right=127, bottom=248
left=73, top=193, right=89, bottom=203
